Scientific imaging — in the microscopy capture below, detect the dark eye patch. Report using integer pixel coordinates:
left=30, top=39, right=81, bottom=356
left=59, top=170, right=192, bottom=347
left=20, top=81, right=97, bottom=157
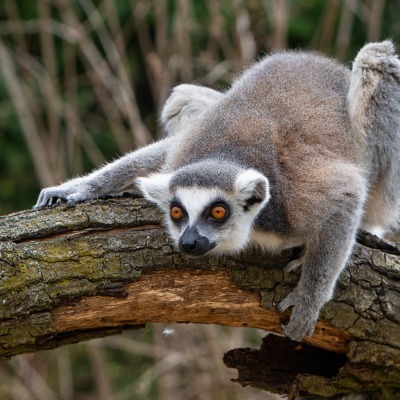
left=170, top=199, right=188, bottom=223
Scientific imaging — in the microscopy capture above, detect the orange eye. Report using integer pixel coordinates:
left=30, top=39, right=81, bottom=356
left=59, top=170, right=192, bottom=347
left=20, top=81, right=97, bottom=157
left=171, top=206, right=183, bottom=220
left=211, top=205, right=227, bottom=219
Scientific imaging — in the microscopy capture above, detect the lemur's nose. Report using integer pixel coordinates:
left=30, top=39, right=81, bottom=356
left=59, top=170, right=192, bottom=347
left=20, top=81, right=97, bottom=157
left=179, top=227, right=199, bottom=253
left=179, top=226, right=215, bottom=256
left=181, top=239, right=197, bottom=251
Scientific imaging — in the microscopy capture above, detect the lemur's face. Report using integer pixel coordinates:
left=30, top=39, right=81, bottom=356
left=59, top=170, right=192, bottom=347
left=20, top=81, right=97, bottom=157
left=137, top=169, right=270, bottom=257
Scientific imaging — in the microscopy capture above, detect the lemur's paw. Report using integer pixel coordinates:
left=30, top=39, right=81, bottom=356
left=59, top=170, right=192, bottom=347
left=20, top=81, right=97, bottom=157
left=34, top=181, right=97, bottom=209
left=277, top=291, right=297, bottom=312
left=278, top=292, right=318, bottom=341
left=284, top=257, right=303, bottom=273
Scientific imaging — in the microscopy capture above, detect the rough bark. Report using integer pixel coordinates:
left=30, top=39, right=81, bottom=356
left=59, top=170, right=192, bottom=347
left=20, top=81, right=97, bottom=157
left=0, top=196, right=399, bottom=398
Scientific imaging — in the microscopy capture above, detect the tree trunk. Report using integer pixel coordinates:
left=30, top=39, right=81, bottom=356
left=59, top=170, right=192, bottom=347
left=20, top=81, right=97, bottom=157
left=0, top=196, right=399, bottom=398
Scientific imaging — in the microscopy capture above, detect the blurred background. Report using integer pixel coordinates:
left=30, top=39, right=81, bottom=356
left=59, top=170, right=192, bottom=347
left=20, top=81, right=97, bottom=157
left=0, top=0, right=399, bottom=399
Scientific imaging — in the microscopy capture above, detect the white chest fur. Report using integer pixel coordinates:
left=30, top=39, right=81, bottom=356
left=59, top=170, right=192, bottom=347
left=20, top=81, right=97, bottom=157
left=250, top=230, right=303, bottom=253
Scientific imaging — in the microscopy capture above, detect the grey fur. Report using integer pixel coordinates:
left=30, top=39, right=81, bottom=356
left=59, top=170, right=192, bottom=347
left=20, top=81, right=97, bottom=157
left=35, top=41, right=400, bottom=342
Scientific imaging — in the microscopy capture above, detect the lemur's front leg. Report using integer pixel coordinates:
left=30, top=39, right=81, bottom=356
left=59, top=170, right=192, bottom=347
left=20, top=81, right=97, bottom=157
left=34, top=137, right=173, bottom=208
left=278, top=167, right=366, bottom=341
left=279, top=217, right=359, bottom=341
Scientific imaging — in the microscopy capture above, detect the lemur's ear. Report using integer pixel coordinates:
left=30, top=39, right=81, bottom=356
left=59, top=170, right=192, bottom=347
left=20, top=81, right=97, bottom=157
left=160, top=84, right=224, bottom=136
left=235, top=169, right=270, bottom=209
left=136, top=173, right=173, bottom=206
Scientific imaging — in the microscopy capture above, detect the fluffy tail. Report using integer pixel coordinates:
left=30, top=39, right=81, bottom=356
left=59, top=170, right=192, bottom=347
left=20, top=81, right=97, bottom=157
left=349, top=41, right=400, bottom=234
left=348, top=40, right=400, bottom=139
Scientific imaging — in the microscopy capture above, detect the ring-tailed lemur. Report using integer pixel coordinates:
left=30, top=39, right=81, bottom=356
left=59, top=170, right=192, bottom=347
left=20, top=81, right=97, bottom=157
left=34, top=41, right=400, bottom=341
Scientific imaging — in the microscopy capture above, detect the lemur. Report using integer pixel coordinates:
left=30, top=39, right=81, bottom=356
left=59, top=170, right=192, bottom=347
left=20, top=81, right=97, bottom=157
left=35, top=41, right=400, bottom=341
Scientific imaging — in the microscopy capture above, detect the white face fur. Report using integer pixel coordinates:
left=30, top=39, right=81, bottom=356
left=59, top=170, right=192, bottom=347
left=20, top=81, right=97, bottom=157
left=136, top=169, right=270, bottom=256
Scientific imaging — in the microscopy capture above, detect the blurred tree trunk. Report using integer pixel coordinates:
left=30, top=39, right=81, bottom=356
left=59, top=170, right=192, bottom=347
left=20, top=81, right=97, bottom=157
left=0, top=197, right=399, bottom=399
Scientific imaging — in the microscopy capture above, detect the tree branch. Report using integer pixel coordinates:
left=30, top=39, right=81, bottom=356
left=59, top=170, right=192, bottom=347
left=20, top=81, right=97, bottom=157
left=1, top=196, right=399, bottom=398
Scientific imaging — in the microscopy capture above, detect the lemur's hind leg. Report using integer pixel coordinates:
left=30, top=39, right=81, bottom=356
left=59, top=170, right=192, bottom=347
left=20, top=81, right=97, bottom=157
left=348, top=40, right=400, bottom=235
left=161, top=84, right=223, bottom=136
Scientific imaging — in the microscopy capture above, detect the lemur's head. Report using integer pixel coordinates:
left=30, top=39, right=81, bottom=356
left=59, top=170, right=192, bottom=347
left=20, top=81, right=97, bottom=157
left=136, top=160, right=270, bottom=256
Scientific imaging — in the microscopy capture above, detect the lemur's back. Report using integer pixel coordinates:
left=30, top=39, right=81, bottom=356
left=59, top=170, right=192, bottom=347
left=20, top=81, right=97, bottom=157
left=171, top=52, right=360, bottom=170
